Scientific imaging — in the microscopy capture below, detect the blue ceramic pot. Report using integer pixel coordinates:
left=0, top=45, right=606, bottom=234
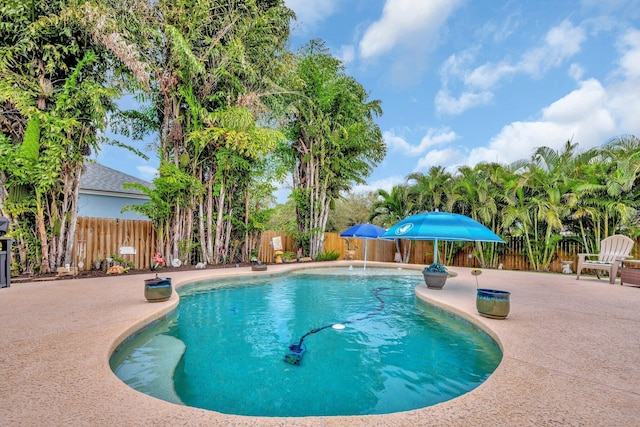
left=476, top=288, right=510, bottom=319
left=144, top=276, right=172, bottom=302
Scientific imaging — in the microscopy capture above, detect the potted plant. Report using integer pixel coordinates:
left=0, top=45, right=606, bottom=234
left=249, top=249, right=267, bottom=271
left=422, top=262, right=449, bottom=289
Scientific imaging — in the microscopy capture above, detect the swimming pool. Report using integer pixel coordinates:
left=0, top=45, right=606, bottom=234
left=111, top=267, right=502, bottom=417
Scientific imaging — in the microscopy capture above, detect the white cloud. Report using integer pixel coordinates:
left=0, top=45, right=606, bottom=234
left=285, top=0, right=340, bottom=32
left=518, top=20, right=586, bottom=77
left=568, top=63, right=585, bottom=81
left=336, top=44, right=355, bottom=64
left=617, top=28, right=640, bottom=80
left=463, top=78, right=617, bottom=167
left=609, top=79, right=640, bottom=132
left=439, top=50, right=475, bottom=86
left=608, top=28, right=640, bottom=132
left=490, top=13, right=521, bottom=43
left=487, top=20, right=585, bottom=81
left=435, top=90, right=494, bottom=115
left=472, top=121, right=578, bottom=166
left=359, top=0, right=462, bottom=59
left=439, top=20, right=587, bottom=116
left=414, top=148, right=461, bottom=171
left=454, top=27, right=640, bottom=170
left=384, top=128, right=457, bottom=156
left=541, top=79, right=609, bottom=123
left=464, top=61, right=517, bottom=90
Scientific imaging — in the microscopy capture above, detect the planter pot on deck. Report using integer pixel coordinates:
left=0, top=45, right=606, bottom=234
left=144, top=276, right=172, bottom=302
left=476, top=288, right=510, bottom=319
left=251, top=263, right=267, bottom=271
left=422, top=271, right=448, bottom=289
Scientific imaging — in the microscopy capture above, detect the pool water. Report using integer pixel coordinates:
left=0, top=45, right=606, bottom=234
left=112, top=268, right=502, bottom=417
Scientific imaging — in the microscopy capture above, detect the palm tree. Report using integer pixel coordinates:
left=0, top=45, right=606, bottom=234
left=447, top=165, right=501, bottom=267
left=571, top=136, right=640, bottom=251
left=369, top=185, right=414, bottom=262
left=406, top=167, right=452, bottom=212
left=282, top=40, right=385, bottom=258
left=512, top=142, right=578, bottom=270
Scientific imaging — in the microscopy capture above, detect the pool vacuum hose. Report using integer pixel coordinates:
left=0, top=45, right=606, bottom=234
left=283, top=287, right=390, bottom=366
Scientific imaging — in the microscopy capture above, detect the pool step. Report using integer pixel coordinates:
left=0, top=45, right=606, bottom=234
left=113, top=334, right=186, bottom=405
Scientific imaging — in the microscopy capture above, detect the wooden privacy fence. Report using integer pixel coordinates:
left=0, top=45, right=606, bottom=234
left=73, top=219, right=640, bottom=274
left=262, top=232, right=627, bottom=274
left=73, top=217, right=157, bottom=271
left=259, top=230, right=296, bottom=262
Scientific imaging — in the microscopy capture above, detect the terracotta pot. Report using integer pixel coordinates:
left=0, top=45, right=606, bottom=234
left=476, top=289, right=510, bottom=319
left=422, top=271, right=448, bottom=289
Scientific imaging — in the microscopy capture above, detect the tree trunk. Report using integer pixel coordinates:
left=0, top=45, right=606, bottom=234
left=62, top=165, right=82, bottom=266
left=206, top=175, right=214, bottom=263
left=35, top=190, right=50, bottom=273
left=243, top=188, right=249, bottom=262
left=198, top=198, right=206, bottom=263
left=170, top=202, right=181, bottom=260
left=213, top=178, right=226, bottom=264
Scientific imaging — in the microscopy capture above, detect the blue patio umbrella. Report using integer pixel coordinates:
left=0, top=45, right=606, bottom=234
left=380, top=212, right=504, bottom=264
left=340, top=223, right=387, bottom=270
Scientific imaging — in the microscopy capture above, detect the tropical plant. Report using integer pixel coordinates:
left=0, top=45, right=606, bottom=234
left=117, top=0, right=294, bottom=264
left=406, top=167, right=452, bottom=212
left=370, top=184, right=414, bottom=262
left=279, top=39, right=385, bottom=258
left=424, top=262, right=448, bottom=273
left=396, top=137, right=640, bottom=271
left=315, top=249, right=340, bottom=261
left=0, top=0, right=134, bottom=273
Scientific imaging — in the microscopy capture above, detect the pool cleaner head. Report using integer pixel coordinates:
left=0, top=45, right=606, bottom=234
left=283, top=343, right=306, bottom=365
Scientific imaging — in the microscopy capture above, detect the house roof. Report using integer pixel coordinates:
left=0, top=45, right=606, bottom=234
left=80, top=163, right=152, bottom=197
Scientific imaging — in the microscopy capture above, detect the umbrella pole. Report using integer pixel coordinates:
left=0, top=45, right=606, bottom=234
left=364, top=240, right=368, bottom=270
left=433, top=239, right=438, bottom=264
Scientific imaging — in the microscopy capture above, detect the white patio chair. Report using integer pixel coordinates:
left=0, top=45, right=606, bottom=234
left=576, top=235, right=635, bottom=284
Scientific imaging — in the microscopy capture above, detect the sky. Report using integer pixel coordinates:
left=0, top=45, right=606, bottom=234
left=96, top=0, right=640, bottom=202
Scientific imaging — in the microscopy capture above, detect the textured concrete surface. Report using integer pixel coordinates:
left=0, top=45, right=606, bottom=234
left=1, top=261, right=639, bottom=426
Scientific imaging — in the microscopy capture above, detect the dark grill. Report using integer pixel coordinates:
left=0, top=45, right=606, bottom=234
left=0, top=217, right=8, bottom=236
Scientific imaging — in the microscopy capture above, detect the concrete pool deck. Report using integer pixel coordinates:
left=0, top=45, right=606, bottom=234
left=1, top=261, right=639, bottom=426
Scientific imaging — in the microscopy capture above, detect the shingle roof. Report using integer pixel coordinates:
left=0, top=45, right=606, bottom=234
left=80, top=163, right=152, bottom=196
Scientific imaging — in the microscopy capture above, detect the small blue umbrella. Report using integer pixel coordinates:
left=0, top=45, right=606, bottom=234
left=380, top=212, right=504, bottom=264
left=340, top=223, right=387, bottom=270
